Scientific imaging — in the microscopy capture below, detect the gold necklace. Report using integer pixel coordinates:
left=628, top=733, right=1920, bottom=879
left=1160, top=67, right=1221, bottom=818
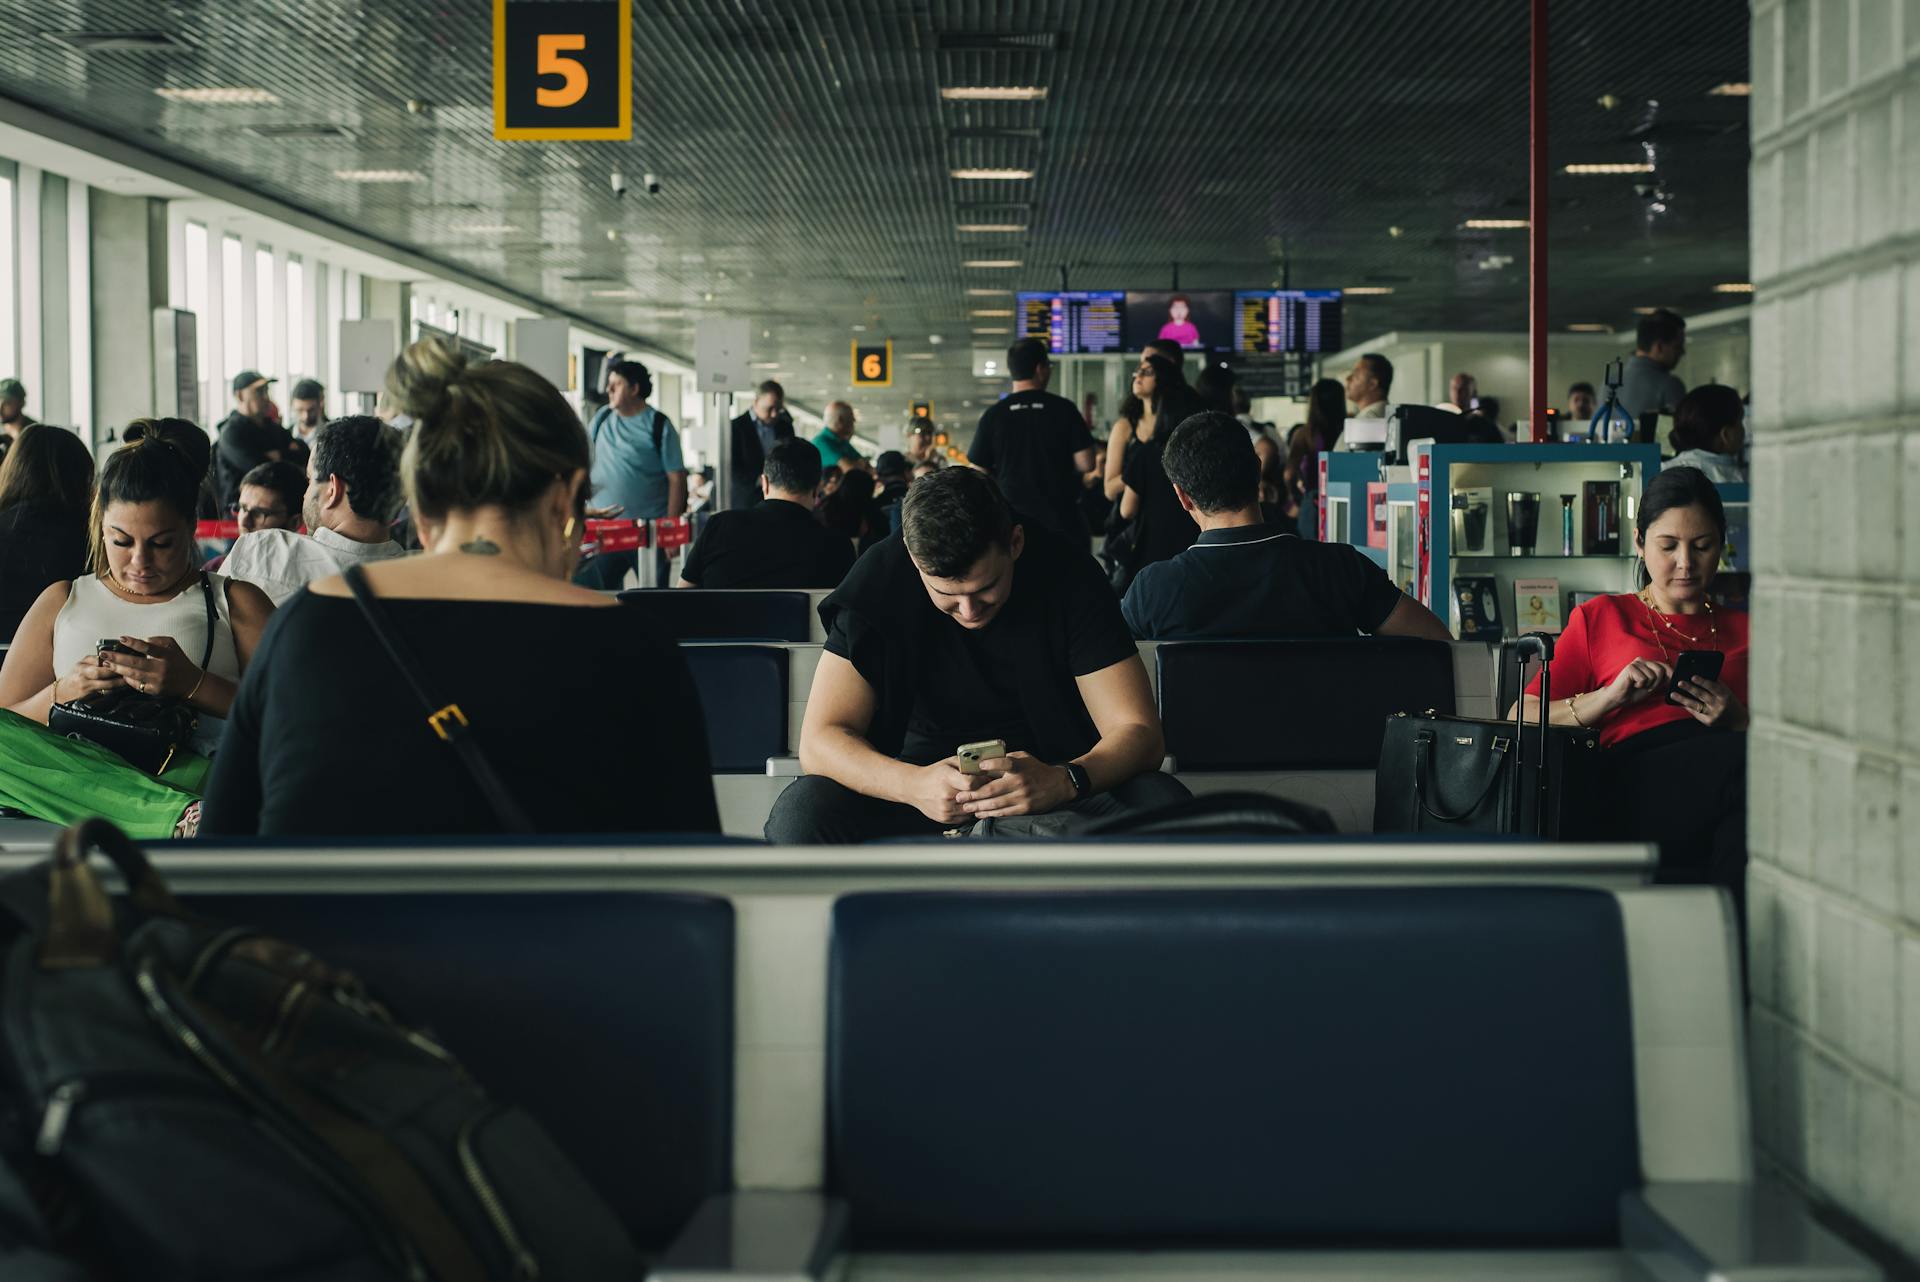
left=1639, top=588, right=1717, bottom=659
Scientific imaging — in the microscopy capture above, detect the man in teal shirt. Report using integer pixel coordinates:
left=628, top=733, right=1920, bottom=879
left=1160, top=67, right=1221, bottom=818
left=812, top=401, right=866, bottom=471
left=580, top=358, right=686, bottom=587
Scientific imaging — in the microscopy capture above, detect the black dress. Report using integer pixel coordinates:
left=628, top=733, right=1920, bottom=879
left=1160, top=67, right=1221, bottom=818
left=1122, top=434, right=1199, bottom=571
left=0, top=500, right=88, bottom=641
left=201, top=592, right=722, bottom=837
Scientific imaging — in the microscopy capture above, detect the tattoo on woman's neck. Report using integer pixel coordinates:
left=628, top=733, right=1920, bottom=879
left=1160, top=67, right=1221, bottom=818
left=459, top=537, right=502, bottom=556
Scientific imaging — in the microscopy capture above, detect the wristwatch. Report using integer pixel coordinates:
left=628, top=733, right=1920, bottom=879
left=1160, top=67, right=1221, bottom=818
left=1062, top=762, right=1091, bottom=800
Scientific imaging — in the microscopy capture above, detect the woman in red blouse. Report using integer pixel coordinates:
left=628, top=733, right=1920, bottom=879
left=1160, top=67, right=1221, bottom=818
left=1519, top=466, right=1749, bottom=903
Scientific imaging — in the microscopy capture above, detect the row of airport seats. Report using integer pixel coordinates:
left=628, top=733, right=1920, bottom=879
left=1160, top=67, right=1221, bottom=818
left=616, top=590, right=1497, bottom=836
left=45, top=841, right=1861, bottom=1282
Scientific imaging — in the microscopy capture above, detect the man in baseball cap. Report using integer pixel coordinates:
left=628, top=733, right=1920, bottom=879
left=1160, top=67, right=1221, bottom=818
left=0, top=377, right=34, bottom=439
left=215, top=370, right=293, bottom=509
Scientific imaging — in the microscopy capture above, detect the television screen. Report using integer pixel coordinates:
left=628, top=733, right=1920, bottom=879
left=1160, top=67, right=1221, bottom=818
left=1122, top=290, right=1232, bottom=352
left=1017, top=291, right=1126, bottom=355
left=1233, top=289, right=1344, bottom=354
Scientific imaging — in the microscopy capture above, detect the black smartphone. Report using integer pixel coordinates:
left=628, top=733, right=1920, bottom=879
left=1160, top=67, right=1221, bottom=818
left=96, top=639, right=136, bottom=657
left=1665, top=650, right=1726, bottom=705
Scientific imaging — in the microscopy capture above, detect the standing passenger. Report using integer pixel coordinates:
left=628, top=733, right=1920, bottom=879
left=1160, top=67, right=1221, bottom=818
left=1118, top=355, right=1207, bottom=576
left=579, top=358, right=686, bottom=588
left=813, top=401, right=866, bottom=471
left=0, top=425, right=94, bottom=639
left=1619, top=309, right=1688, bottom=430
left=215, top=371, right=294, bottom=510
left=1343, top=353, right=1394, bottom=420
left=728, top=379, right=792, bottom=510
left=966, top=338, right=1096, bottom=544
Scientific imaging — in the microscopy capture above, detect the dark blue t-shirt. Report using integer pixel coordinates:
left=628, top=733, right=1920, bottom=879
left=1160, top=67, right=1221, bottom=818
left=1121, top=524, right=1406, bottom=640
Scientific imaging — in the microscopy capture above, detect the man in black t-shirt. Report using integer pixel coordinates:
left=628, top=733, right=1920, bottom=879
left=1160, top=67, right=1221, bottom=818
left=1121, top=412, right=1452, bottom=642
left=765, top=468, right=1187, bottom=843
left=678, top=439, right=855, bottom=589
left=966, top=338, right=1096, bottom=544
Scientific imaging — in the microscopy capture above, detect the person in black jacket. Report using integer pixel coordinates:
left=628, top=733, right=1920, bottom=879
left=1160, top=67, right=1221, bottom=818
left=0, top=424, right=94, bottom=640
left=728, top=379, right=794, bottom=510
left=214, top=370, right=293, bottom=509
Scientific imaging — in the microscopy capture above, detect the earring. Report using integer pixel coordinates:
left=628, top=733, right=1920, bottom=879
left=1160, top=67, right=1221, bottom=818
left=562, top=516, right=578, bottom=543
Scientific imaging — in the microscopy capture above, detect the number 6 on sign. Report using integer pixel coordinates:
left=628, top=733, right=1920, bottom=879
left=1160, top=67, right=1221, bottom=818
left=494, top=0, right=630, bottom=140
left=852, top=341, right=893, bottom=388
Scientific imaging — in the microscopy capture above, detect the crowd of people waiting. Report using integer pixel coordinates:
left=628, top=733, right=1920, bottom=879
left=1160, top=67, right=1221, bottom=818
left=0, top=322, right=1748, bottom=903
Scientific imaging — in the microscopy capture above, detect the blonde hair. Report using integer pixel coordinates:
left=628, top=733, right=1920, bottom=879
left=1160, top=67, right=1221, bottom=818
left=385, top=337, right=589, bottom=522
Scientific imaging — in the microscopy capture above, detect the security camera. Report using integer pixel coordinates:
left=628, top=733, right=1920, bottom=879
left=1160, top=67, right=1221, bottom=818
left=610, top=169, right=626, bottom=199
left=643, top=171, right=661, bottom=195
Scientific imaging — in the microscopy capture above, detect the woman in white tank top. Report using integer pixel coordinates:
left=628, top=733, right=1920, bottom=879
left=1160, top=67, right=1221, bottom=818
left=0, top=426, right=274, bottom=838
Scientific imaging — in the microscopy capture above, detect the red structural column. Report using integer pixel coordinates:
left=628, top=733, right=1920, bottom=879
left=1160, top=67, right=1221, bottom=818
left=1528, top=0, right=1549, bottom=442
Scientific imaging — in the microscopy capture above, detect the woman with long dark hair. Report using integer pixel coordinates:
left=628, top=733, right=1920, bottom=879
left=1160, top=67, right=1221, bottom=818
left=1283, top=377, right=1347, bottom=539
left=0, top=424, right=95, bottom=637
left=1117, top=354, right=1207, bottom=576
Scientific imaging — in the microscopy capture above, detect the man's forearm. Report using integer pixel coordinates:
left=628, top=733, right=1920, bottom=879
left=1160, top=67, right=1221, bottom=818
left=1074, top=722, right=1164, bottom=793
left=801, top=726, right=920, bottom=804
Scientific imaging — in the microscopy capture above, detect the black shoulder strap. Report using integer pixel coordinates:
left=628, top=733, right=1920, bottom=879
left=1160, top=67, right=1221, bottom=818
left=196, top=573, right=218, bottom=671
left=341, top=565, right=535, bottom=833
left=651, top=411, right=667, bottom=455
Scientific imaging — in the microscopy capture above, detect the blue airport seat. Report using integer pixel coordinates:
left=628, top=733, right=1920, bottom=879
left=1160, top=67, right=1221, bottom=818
left=682, top=645, right=789, bottom=773
left=618, top=589, right=812, bottom=641
left=185, top=890, right=734, bottom=1251
left=828, top=886, right=1637, bottom=1246
left=1156, top=637, right=1455, bottom=771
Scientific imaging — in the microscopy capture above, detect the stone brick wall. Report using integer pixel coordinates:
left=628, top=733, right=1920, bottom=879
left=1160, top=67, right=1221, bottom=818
left=1746, top=0, right=1920, bottom=1260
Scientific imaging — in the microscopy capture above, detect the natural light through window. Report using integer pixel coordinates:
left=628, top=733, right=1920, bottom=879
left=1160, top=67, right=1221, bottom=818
left=221, top=233, right=243, bottom=390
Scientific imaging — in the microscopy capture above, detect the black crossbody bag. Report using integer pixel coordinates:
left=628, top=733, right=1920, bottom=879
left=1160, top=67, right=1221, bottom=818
left=49, top=575, right=217, bottom=775
left=343, top=564, right=535, bottom=833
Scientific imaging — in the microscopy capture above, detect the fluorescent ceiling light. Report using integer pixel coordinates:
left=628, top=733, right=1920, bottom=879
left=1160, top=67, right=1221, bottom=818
left=750, top=362, right=782, bottom=370
left=1341, top=286, right=1395, bottom=296
left=962, top=260, right=1022, bottom=269
left=589, top=288, right=642, bottom=298
left=965, top=288, right=1012, bottom=297
left=940, top=86, right=1048, bottom=101
left=334, top=168, right=423, bottom=182
left=1713, top=282, right=1755, bottom=293
left=969, top=309, right=1014, bottom=318
left=972, top=327, right=1011, bottom=335
left=1708, top=82, right=1751, bottom=96
left=952, top=168, right=1035, bottom=181
left=155, top=86, right=279, bottom=105
left=1563, top=162, right=1655, bottom=175
left=957, top=223, right=1027, bottom=233
left=1566, top=323, right=1614, bottom=333
left=906, top=353, right=938, bottom=360
left=450, top=223, right=518, bottom=234
left=1462, top=218, right=1529, bottom=229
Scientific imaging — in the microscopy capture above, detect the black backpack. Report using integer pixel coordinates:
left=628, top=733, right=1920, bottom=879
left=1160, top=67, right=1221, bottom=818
left=0, top=820, right=641, bottom=1281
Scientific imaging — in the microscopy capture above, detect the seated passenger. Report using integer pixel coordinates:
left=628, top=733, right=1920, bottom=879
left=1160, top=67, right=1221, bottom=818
left=1665, top=384, right=1747, bottom=484
left=1515, top=466, right=1748, bottom=899
left=206, top=458, right=303, bottom=571
left=676, top=438, right=855, bottom=589
left=199, top=338, right=720, bottom=837
left=1121, top=412, right=1451, bottom=642
left=0, top=424, right=95, bottom=639
left=0, top=423, right=275, bottom=838
left=220, top=416, right=407, bottom=605
left=765, top=468, right=1188, bottom=843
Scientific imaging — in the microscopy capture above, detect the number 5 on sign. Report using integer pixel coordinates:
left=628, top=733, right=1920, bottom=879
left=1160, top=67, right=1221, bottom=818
left=494, top=0, right=630, bottom=140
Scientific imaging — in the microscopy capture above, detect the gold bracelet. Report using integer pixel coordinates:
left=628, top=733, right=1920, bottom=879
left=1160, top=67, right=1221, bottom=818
left=184, top=669, right=208, bottom=706
left=1566, top=692, right=1589, bottom=728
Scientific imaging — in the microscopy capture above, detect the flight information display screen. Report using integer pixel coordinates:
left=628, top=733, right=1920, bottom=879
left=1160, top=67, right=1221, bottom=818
left=1233, top=289, right=1344, bottom=354
left=1017, top=291, right=1126, bottom=355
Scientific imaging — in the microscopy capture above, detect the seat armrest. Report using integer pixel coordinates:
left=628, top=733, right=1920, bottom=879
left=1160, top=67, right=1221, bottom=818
left=765, top=757, right=805, bottom=777
left=1160, top=755, right=1177, bottom=773
left=651, top=1192, right=849, bottom=1281
left=1621, top=1182, right=1882, bottom=1281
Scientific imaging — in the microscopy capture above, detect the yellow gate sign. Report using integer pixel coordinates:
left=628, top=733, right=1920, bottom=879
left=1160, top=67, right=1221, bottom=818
left=493, top=0, right=631, bottom=140
left=852, top=342, right=893, bottom=388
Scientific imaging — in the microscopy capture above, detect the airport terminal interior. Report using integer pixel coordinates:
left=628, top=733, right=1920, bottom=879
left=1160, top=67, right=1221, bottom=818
left=0, top=0, right=1913, bottom=1277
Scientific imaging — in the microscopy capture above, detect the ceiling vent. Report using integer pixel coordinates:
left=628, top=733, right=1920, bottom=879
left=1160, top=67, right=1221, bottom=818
left=247, top=123, right=351, bottom=140
left=937, top=32, right=1065, bottom=51
left=46, top=31, right=191, bottom=53
left=947, top=127, right=1045, bottom=141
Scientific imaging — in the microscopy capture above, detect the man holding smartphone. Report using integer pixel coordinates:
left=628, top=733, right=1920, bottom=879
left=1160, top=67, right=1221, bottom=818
left=765, top=467, right=1188, bottom=843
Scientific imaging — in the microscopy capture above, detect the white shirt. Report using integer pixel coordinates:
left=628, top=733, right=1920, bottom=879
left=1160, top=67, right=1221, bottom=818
left=222, top=526, right=408, bottom=606
left=54, top=572, right=239, bottom=754
left=1664, top=449, right=1746, bottom=485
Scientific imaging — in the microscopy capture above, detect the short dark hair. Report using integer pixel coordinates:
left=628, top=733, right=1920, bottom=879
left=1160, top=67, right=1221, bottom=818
left=763, top=437, right=822, bottom=494
left=1144, top=338, right=1185, bottom=366
left=312, top=415, right=403, bottom=521
left=874, top=450, right=910, bottom=480
left=1669, top=384, right=1744, bottom=454
left=907, top=415, right=935, bottom=438
left=1162, top=411, right=1260, bottom=514
left=1636, top=308, right=1686, bottom=351
left=290, top=378, right=325, bottom=401
left=1567, top=381, right=1596, bottom=396
left=901, top=466, right=1015, bottom=578
left=755, top=379, right=785, bottom=400
left=607, top=358, right=653, bottom=400
left=239, top=460, right=305, bottom=515
left=1359, top=352, right=1394, bottom=393
left=1636, top=465, right=1727, bottom=546
left=1007, top=337, right=1050, bottom=381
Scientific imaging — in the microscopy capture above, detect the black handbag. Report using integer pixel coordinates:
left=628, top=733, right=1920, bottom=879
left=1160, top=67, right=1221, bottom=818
left=48, top=575, right=217, bottom=774
left=1373, top=639, right=1602, bottom=838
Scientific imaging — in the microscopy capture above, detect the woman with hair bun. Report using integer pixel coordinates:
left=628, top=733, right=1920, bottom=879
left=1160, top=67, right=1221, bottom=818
left=0, top=424, right=276, bottom=837
left=200, top=338, right=719, bottom=837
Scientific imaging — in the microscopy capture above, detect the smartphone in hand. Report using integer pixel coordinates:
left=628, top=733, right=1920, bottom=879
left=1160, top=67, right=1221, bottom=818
left=1664, top=649, right=1726, bottom=705
left=955, top=739, right=1007, bottom=775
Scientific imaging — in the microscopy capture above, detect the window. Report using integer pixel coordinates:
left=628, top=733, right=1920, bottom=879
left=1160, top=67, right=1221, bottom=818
left=287, top=257, right=305, bottom=381
left=0, top=175, right=14, bottom=377
left=222, top=233, right=242, bottom=386
left=255, top=245, right=275, bottom=382
left=185, top=222, right=209, bottom=402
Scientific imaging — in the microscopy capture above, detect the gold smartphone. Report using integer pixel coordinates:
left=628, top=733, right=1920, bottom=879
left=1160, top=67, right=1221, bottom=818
left=955, top=739, right=1007, bottom=775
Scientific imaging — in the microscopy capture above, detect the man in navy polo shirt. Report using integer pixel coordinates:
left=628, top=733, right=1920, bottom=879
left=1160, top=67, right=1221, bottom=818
left=1121, top=412, right=1451, bottom=642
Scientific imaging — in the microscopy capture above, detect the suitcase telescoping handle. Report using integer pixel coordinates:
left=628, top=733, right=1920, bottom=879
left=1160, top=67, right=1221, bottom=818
left=1503, top=634, right=1556, bottom=836
left=42, top=818, right=184, bottom=970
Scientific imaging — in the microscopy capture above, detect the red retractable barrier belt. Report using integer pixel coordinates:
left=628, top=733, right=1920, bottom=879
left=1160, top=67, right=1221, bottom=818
left=584, top=519, right=646, bottom=552
left=652, top=516, right=692, bottom=553
left=195, top=520, right=241, bottom=539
